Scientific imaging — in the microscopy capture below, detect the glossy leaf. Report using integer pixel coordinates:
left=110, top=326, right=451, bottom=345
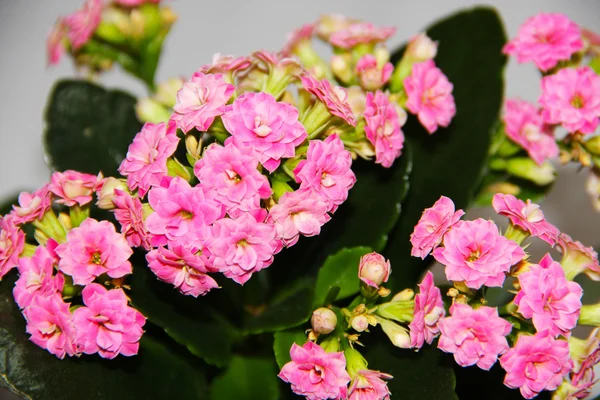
left=211, top=356, right=279, bottom=400
left=273, top=329, right=308, bottom=369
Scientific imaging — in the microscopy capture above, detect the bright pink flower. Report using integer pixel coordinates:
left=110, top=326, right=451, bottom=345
left=12, top=185, right=52, bottom=225
left=329, top=22, right=395, bottom=49
left=56, top=218, right=133, bottom=285
left=438, top=303, right=511, bottom=370
left=73, top=283, right=145, bottom=359
left=514, top=253, right=582, bottom=337
left=268, top=189, right=331, bottom=247
left=364, top=90, right=405, bottom=168
left=63, top=0, right=102, bottom=50
left=355, top=54, right=393, bottom=91
left=503, top=13, right=583, bottom=72
left=145, top=177, right=224, bottom=248
left=410, top=196, right=464, bottom=259
left=293, top=134, right=356, bottom=212
left=500, top=332, right=572, bottom=399
left=539, top=66, right=600, bottom=134
left=404, top=60, right=456, bottom=134
left=348, top=369, right=393, bottom=400
left=279, top=341, right=351, bottom=400
left=113, top=189, right=152, bottom=250
left=492, top=193, right=560, bottom=246
left=502, top=99, right=559, bottom=166
left=113, top=0, right=159, bottom=6
left=0, top=215, right=25, bottom=280
left=301, top=74, right=357, bottom=126
left=358, top=252, right=390, bottom=289
left=49, top=170, right=100, bottom=207
left=409, top=271, right=445, bottom=348
left=283, top=23, right=316, bottom=54
left=172, top=72, right=235, bottom=133
left=194, top=141, right=271, bottom=217
left=433, top=219, right=525, bottom=289
left=118, top=120, right=179, bottom=197
left=14, top=245, right=64, bottom=309
left=222, top=92, right=307, bottom=172
left=47, top=20, right=66, bottom=65
left=558, top=233, right=600, bottom=281
left=23, top=293, right=77, bottom=359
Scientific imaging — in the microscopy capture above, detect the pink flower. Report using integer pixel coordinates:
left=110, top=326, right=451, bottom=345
left=172, top=72, right=235, bottom=133
left=56, top=218, right=133, bottom=285
left=409, top=271, right=445, bottom=348
left=23, top=293, right=77, bottom=359
left=364, top=90, right=405, bottom=168
left=329, top=22, right=395, bottom=49
left=118, top=120, right=179, bottom=197
left=358, top=252, right=390, bottom=288
left=502, top=99, right=559, bottom=166
left=49, top=170, right=100, bottom=207
left=283, top=23, right=316, bottom=54
left=293, top=134, right=356, bottom=212
left=197, top=54, right=252, bottom=76
left=73, top=283, right=145, bottom=359
left=113, top=0, right=159, bottom=6
left=301, top=74, right=357, bottom=126
left=503, top=13, right=583, bottom=72
left=279, top=342, right=351, bottom=400
left=12, top=185, right=52, bottom=225
left=410, top=196, right=465, bottom=259
left=145, top=177, right=224, bottom=248
left=209, top=213, right=280, bottom=285
left=222, top=92, right=307, bottom=172
left=63, top=0, right=102, bottom=50
left=355, top=54, right=393, bottom=91
left=113, top=189, right=152, bottom=250
left=194, top=141, right=271, bottom=217
left=348, top=370, right=393, bottom=400
left=47, top=20, right=65, bottom=65
left=492, top=193, right=560, bottom=245
left=514, top=253, right=582, bottom=337
left=147, top=244, right=218, bottom=297
left=406, top=33, right=438, bottom=62
left=558, top=233, right=600, bottom=281
left=500, top=332, right=573, bottom=399
left=14, top=245, right=64, bottom=309
left=438, top=303, right=511, bottom=370
left=0, top=215, right=25, bottom=280
left=268, top=189, right=331, bottom=247
left=539, top=66, right=600, bottom=134
left=433, top=219, right=525, bottom=289
left=404, top=60, right=456, bottom=134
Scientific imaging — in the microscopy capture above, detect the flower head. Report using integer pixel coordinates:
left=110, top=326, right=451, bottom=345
left=12, top=186, right=52, bottom=225
left=14, top=245, right=64, bottom=309
left=406, top=33, right=438, bottom=62
left=0, top=215, right=25, bottom=280
left=558, top=233, right=600, bottom=281
left=409, top=271, right=445, bottom=348
left=49, top=170, right=101, bottom=207
left=358, top=252, right=390, bottom=289
left=355, top=54, right=393, bottom=91
left=364, top=90, right=405, bottom=168
left=197, top=54, right=252, bottom=77
left=283, top=23, right=316, bottom=55
left=47, top=19, right=66, bottom=65
left=348, top=370, right=393, bottom=400
left=113, top=189, right=152, bottom=250
left=63, top=0, right=102, bottom=49
left=301, top=74, right=357, bottom=126
left=329, top=22, right=395, bottom=49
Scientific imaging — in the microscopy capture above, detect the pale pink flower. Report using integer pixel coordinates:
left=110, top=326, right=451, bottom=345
left=172, top=72, right=235, bottom=133
left=329, top=22, right=395, bottom=49
left=293, top=134, right=356, bottom=212
left=197, top=54, right=252, bottom=76
left=492, top=193, right=560, bottom=245
left=113, top=0, right=159, bottom=6
left=268, top=189, right=331, bottom=247
left=363, top=90, right=405, bottom=168
left=502, top=99, right=559, bottom=166
left=301, top=74, right=357, bottom=126
left=438, top=303, right=511, bottom=370
left=47, top=20, right=66, bottom=65
left=358, top=252, right=390, bottom=289
left=23, top=293, right=77, bottom=359
left=49, top=170, right=100, bottom=207
left=558, top=233, right=600, bottom=281
left=348, top=370, right=393, bottom=400
left=409, top=271, right=445, bottom=348
left=56, top=218, right=133, bottom=285
left=433, top=219, right=525, bottom=289
left=63, top=0, right=102, bottom=50
left=355, top=54, right=393, bottom=91
left=279, top=341, right=351, bottom=400
left=14, top=245, right=64, bottom=309
left=118, top=120, right=179, bottom=197
left=410, top=196, right=465, bottom=259
left=406, top=33, right=438, bottom=62
left=194, top=141, right=271, bottom=217
left=113, top=189, right=152, bottom=250
left=500, top=332, right=573, bottom=399
left=316, top=15, right=357, bottom=41
left=12, top=185, right=52, bottom=225
left=95, top=177, right=129, bottom=210
left=404, top=60, right=456, bottom=134
left=73, top=283, right=146, bottom=359
left=567, top=328, right=600, bottom=399
left=0, top=215, right=25, bottom=280
left=539, top=66, right=600, bottom=134
left=283, top=23, right=316, bottom=55
left=515, top=253, right=582, bottom=337
left=503, top=13, right=584, bottom=72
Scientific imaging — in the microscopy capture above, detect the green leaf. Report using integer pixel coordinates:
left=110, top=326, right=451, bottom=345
left=473, top=171, right=554, bottom=206
left=44, top=80, right=143, bottom=176
left=386, top=7, right=508, bottom=289
left=273, top=329, right=308, bottom=369
left=211, top=356, right=279, bottom=400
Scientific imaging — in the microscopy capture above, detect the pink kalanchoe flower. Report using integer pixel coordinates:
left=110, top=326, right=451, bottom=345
left=433, top=219, right=525, bottom=289
left=113, top=0, right=160, bottom=6
left=409, top=271, right=445, bottom=348
left=209, top=212, right=280, bottom=285
left=358, top=252, right=391, bottom=289
left=503, top=13, right=583, bottom=72
left=0, top=215, right=25, bottom=280
left=283, top=23, right=316, bottom=55
left=145, top=177, right=224, bottom=248
left=118, top=120, right=179, bottom=198
left=301, top=74, right=357, bottom=126
left=172, top=72, right=235, bottom=133
left=63, top=0, right=102, bottom=50
left=348, top=369, right=393, bottom=400
left=410, top=196, right=465, bottom=259
left=73, top=283, right=146, bottom=359
left=113, top=189, right=152, bottom=250
left=404, top=60, right=456, bottom=134
left=438, top=303, right=511, bottom=370
left=293, top=134, right=356, bottom=212
left=11, top=185, right=52, bottom=225
left=197, top=54, right=252, bottom=76
left=502, top=99, right=559, bottom=166
left=14, top=245, right=64, bottom=309
left=500, top=332, right=573, bottom=399
left=279, top=341, right=351, bottom=400
left=558, top=232, right=600, bottom=281
left=363, top=90, right=405, bottom=168
left=49, top=170, right=101, bottom=207
left=355, top=54, right=394, bottom=91
left=47, top=19, right=66, bottom=65
left=268, top=188, right=331, bottom=247
left=23, top=293, right=77, bottom=359
left=492, top=193, right=560, bottom=246
left=56, top=218, right=133, bottom=285
left=194, top=141, right=271, bottom=217
left=329, top=22, right=396, bottom=49
left=514, top=253, right=582, bottom=337
left=539, top=66, right=600, bottom=134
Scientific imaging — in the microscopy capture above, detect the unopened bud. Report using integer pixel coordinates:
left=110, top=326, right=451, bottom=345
left=331, top=55, right=353, bottom=84
left=346, top=86, right=366, bottom=118
left=96, top=177, right=129, bottom=210
left=358, top=252, right=391, bottom=289
left=506, top=158, right=555, bottom=186
left=406, top=33, right=438, bottom=62
left=136, top=98, right=172, bottom=124
left=377, top=287, right=391, bottom=297
left=350, top=314, right=370, bottom=332
left=185, top=135, right=201, bottom=161
left=391, top=288, right=414, bottom=302
left=377, top=317, right=411, bottom=348
left=154, top=77, right=184, bottom=108
left=579, top=302, right=600, bottom=327
left=311, top=307, right=337, bottom=334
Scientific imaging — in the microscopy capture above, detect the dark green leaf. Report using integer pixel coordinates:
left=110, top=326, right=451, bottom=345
left=273, top=329, right=308, bottom=369
left=211, top=356, right=279, bottom=400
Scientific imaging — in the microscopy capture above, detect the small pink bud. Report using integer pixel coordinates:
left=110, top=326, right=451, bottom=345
left=350, top=315, right=370, bottom=332
left=358, top=252, right=391, bottom=288
left=406, top=33, right=438, bottom=62
left=311, top=307, right=338, bottom=334
left=96, top=177, right=129, bottom=210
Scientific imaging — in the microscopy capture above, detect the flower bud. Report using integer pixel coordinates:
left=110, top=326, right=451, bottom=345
left=406, top=33, right=438, bottom=62
left=346, top=86, right=366, bottom=118
left=344, top=347, right=369, bottom=378
left=391, top=288, right=414, bottom=302
left=154, top=77, right=184, bottom=108
left=506, top=158, right=555, bottom=186
left=376, top=300, right=414, bottom=323
left=350, top=314, right=370, bottom=332
left=311, top=307, right=338, bottom=334
left=569, top=328, right=600, bottom=371
left=316, top=14, right=356, bottom=41
left=96, top=177, right=129, bottom=210
left=579, top=302, right=600, bottom=326
left=136, top=98, right=172, bottom=124
left=377, top=317, right=410, bottom=348
left=586, top=171, right=600, bottom=212
left=331, top=55, right=353, bottom=84
left=358, top=252, right=391, bottom=288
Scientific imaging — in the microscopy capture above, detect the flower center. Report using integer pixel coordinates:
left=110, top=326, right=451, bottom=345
left=467, top=249, right=480, bottom=262
left=237, top=239, right=248, bottom=247
left=225, top=169, right=241, bottom=183
left=321, top=172, right=335, bottom=187
left=523, top=123, right=542, bottom=143
left=253, top=116, right=272, bottom=137
left=571, top=94, right=585, bottom=109
left=522, top=202, right=544, bottom=223
left=180, top=211, right=194, bottom=219
left=91, top=252, right=102, bottom=265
